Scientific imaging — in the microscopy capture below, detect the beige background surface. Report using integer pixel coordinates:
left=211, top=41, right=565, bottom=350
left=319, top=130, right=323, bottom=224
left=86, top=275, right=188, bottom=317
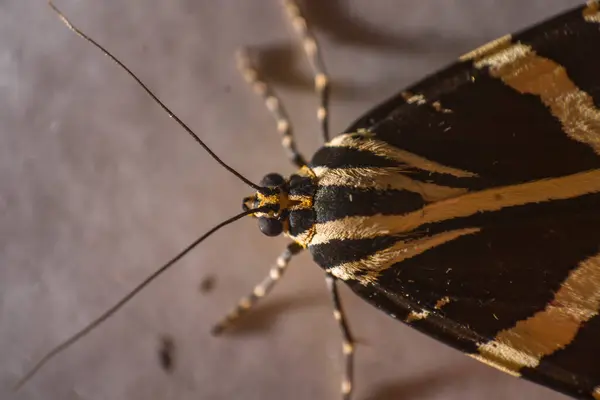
left=1, top=1, right=584, bottom=399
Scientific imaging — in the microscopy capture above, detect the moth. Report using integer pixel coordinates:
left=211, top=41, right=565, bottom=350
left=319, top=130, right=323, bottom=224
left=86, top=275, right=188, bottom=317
left=17, top=1, right=600, bottom=399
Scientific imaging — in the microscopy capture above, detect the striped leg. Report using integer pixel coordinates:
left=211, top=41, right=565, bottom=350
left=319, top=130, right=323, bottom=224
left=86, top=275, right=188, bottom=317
left=212, top=242, right=303, bottom=334
left=283, top=0, right=330, bottom=143
left=325, top=274, right=355, bottom=400
left=236, top=49, right=307, bottom=168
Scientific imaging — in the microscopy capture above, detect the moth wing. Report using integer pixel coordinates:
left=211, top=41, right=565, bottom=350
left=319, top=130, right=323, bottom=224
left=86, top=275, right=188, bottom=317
left=339, top=4, right=600, bottom=399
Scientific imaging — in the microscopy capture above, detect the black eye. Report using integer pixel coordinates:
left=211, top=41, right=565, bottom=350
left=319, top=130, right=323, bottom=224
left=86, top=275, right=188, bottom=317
left=260, top=173, right=285, bottom=188
left=288, top=174, right=303, bottom=187
left=258, top=217, right=283, bottom=237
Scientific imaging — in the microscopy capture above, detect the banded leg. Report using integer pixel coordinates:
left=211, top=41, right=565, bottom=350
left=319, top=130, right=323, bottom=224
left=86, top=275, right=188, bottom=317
left=236, top=49, right=307, bottom=168
left=325, top=273, right=355, bottom=400
left=283, top=0, right=331, bottom=143
left=212, top=242, right=303, bottom=334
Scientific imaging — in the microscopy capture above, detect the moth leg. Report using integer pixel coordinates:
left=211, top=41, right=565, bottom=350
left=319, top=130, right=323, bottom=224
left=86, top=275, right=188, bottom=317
left=236, top=48, right=307, bottom=169
left=212, top=242, right=303, bottom=334
left=325, top=273, right=355, bottom=400
left=283, top=0, right=330, bottom=143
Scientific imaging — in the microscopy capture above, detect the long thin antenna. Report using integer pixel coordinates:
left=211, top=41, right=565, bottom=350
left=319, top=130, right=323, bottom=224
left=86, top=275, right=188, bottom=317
left=14, top=205, right=269, bottom=390
left=48, top=1, right=263, bottom=191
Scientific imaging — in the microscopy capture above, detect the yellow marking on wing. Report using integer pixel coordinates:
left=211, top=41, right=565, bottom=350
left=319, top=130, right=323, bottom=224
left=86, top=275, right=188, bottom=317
left=593, top=386, right=600, bottom=400
left=326, top=133, right=477, bottom=178
left=584, top=1, right=600, bottom=23
left=327, top=228, right=479, bottom=283
left=468, top=353, right=522, bottom=377
left=434, top=296, right=451, bottom=310
left=404, top=93, right=427, bottom=105
left=401, top=91, right=419, bottom=103
left=459, top=34, right=512, bottom=62
left=400, top=91, right=452, bottom=112
left=473, top=42, right=600, bottom=155
left=405, top=310, right=430, bottom=323
left=431, top=101, right=452, bottom=113
left=476, top=251, right=600, bottom=372
left=311, top=169, right=600, bottom=246
left=313, top=166, right=468, bottom=203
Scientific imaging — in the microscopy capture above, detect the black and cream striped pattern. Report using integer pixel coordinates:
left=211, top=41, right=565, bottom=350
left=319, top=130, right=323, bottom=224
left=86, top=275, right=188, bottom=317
left=290, top=3, right=600, bottom=399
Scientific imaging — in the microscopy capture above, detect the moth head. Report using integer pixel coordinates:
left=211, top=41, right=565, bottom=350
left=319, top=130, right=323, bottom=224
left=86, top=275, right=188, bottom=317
left=243, top=173, right=288, bottom=237
left=244, top=171, right=316, bottom=239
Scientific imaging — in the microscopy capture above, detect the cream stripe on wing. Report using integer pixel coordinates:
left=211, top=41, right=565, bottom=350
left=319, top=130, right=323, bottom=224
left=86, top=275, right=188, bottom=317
left=473, top=42, right=600, bottom=155
left=326, top=228, right=480, bottom=283
left=459, top=34, right=512, bottom=62
left=472, top=251, right=600, bottom=374
left=326, top=133, right=477, bottom=178
left=313, top=166, right=468, bottom=203
left=310, top=169, right=600, bottom=246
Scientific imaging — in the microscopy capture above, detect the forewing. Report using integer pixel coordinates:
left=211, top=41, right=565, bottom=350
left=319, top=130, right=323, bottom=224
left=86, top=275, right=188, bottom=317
left=337, top=4, right=600, bottom=399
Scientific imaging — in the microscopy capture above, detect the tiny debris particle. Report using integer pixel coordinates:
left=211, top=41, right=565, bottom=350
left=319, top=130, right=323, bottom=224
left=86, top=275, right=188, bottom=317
left=158, top=335, right=175, bottom=373
left=199, top=275, right=216, bottom=294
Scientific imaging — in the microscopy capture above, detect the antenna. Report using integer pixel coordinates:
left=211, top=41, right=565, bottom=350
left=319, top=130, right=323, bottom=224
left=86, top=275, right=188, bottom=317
left=15, top=205, right=271, bottom=389
left=48, top=1, right=263, bottom=191
left=14, top=2, right=278, bottom=389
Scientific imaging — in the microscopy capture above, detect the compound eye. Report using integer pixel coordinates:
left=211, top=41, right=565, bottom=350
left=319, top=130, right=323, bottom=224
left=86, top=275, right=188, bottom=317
left=260, top=173, right=285, bottom=188
left=258, top=217, right=283, bottom=237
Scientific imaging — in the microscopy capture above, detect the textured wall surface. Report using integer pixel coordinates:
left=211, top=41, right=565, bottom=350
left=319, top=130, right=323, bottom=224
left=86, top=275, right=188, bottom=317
left=1, top=1, right=583, bottom=399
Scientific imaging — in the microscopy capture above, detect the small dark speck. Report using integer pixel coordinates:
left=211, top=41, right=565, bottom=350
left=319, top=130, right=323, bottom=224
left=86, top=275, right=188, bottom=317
left=494, top=193, right=503, bottom=201
left=199, top=275, right=216, bottom=294
left=158, top=335, right=175, bottom=373
left=224, top=85, right=232, bottom=93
